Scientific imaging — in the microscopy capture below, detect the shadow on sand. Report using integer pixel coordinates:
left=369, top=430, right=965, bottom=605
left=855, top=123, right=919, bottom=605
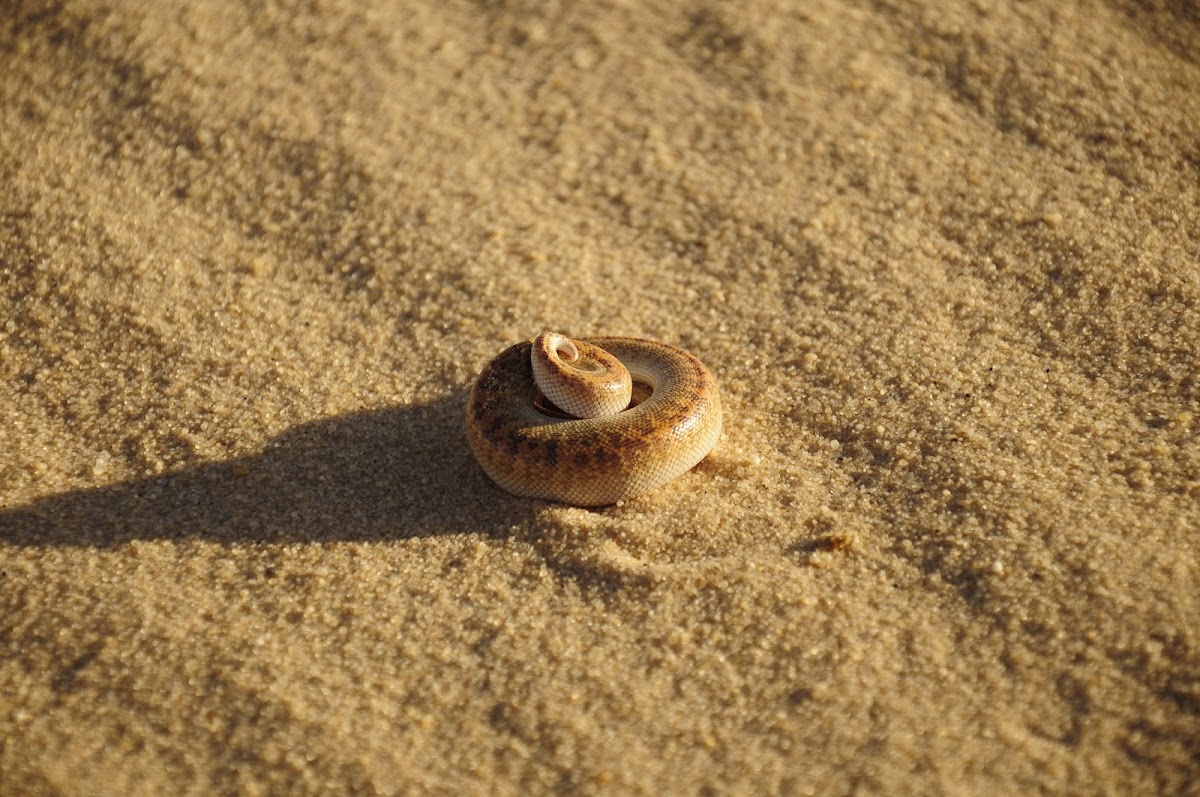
left=0, top=393, right=538, bottom=548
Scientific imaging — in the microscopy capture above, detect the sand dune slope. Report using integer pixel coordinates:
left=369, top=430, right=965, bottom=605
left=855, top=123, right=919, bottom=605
left=2, top=1, right=1198, bottom=793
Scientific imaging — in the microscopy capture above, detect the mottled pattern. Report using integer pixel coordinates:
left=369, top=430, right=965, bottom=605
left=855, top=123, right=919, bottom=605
left=467, top=337, right=722, bottom=505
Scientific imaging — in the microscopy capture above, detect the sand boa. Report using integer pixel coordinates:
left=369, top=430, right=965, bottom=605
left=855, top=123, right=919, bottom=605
left=466, top=333, right=722, bottom=506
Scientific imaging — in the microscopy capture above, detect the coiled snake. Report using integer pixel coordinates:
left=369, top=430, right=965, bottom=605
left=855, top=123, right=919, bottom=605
left=466, top=333, right=722, bottom=506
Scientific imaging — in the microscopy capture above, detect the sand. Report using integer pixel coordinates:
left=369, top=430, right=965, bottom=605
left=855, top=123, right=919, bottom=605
left=1, top=0, right=1198, bottom=793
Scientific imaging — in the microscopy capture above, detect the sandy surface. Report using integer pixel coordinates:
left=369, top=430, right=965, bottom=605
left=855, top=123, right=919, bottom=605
left=2, top=0, right=1199, bottom=793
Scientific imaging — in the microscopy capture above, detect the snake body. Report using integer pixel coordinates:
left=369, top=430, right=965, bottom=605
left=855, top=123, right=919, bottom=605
left=466, top=334, right=722, bottom=506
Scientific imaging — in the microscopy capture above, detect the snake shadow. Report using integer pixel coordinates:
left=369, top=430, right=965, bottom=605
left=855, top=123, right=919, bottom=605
left=0, top=393, right=538, bottom=548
